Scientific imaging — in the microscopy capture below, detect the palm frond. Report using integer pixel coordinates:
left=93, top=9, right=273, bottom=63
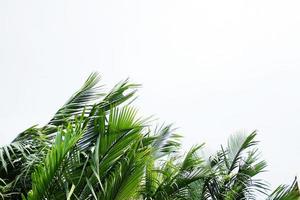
left=77, top=106, right=145, bottom=199
left=25, top=121, right=84, bottom=200
left=203, top=131, right=268, bottom=200
left=226, top=131, right=257, bottom=173
left=268, top=177, right=300, bottom=200
left=49, top=72, right=103, bottom=126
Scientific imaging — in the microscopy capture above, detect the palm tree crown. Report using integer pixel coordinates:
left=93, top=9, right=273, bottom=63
left=0, top=73, right=299, bottom=200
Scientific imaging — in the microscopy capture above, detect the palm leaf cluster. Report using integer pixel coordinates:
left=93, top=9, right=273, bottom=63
left=0, top=72, right=298, bottom=200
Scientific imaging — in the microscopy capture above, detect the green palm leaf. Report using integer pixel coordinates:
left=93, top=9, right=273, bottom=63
left=25, top=121, right=84, bottom=200
left=268, top=177, right=300, bottom=200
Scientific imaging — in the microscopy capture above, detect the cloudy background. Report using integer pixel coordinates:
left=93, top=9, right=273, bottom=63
left=0, top=0, right=299, bottom=189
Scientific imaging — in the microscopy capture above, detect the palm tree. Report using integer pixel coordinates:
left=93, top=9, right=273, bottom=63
left=0, top=72, right=298, bottom=200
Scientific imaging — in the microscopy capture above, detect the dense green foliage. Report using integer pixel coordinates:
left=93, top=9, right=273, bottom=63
left=0, top=73, right=299, bottom=199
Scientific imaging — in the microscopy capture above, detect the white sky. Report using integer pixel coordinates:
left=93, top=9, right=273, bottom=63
left=0, top=0, right=299, bottom=189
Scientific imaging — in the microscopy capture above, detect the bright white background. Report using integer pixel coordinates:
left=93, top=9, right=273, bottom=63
left=0, top=0, right=299, bottom=189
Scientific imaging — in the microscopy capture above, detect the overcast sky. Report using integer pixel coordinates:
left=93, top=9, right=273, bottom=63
left=0, top=0, right=299, bottom=189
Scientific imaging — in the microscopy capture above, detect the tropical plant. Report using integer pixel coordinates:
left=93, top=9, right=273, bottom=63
left=0, top=72, right=298, bottom=200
